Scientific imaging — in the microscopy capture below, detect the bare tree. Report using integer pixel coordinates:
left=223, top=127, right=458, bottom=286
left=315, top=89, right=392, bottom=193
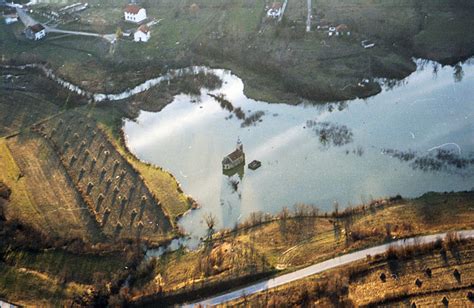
left=204, top=213, right=217, bottom=230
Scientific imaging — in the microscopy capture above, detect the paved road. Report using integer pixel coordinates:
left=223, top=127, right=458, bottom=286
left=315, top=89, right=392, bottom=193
left=187, top=230, right=474, bottom=307
left=306, top=0, right=312, bottom=32
left=15, top=6, right=36, bottom=27
left=16, top=7, right=116, bottom=42
left=278, top=0, right=289, bottom=22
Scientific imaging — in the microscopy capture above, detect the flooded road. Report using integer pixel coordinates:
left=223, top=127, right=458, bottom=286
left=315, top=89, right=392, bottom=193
left=123, top=59, right=474, bottom=243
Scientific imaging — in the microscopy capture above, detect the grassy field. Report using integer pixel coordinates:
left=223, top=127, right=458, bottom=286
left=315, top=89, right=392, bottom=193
left=3, top=0, right=471, bottom=103
left=0, top=242, right=128, bottom=306
left=3, top=134, right=104, bottom=242
left=0, top=262, right=86, bottom=307
left=3, top=249, right=125, bottom=285
left=0, top=90, right=59, bottom=137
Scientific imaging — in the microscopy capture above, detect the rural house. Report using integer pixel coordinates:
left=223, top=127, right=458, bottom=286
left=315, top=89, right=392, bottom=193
left=335, top=24, right=350, bottom=36
left=222, top=139, right=245, bottom=170
left=134, top=24, right=150, bottom=42
left=267, top=2, right=282, bottom=18
left=3, top=12, right=18, bottom=24
left=25, top=23, right=46, bottom=40
left=124, top=4, right=147, bottom=23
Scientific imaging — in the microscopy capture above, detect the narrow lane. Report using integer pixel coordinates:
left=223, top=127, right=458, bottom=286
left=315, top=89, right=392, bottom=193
left=15, top=7, right=116, bottom=42
left=306, top=0, right=312, bottom=32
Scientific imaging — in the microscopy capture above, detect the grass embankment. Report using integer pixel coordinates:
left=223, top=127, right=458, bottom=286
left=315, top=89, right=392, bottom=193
left=229, top=235, right=474, bottom=307
left=0, top=262, right=86, bottom=307
left=0, top=247, right=127, bottom=306
left=130, top=192, right=474, bottom=305
left=0, top=67, right=86, bottom=137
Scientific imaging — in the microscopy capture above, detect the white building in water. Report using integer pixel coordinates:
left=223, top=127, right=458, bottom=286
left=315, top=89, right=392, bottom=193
left=222, top=139, right=245, bottom=170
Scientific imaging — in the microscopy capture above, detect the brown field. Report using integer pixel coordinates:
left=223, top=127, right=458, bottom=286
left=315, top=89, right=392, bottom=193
left=35, top=111, right=175, bottom=244
left=0, top=135, right=101, bottom=242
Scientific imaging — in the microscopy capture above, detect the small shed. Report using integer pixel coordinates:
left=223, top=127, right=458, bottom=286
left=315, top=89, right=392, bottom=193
left=248, top=160, right=262, bottom=170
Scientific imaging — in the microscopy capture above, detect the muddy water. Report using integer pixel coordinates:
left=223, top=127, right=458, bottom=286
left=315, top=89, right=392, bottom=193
left=123, top=59, right=474, bottom=246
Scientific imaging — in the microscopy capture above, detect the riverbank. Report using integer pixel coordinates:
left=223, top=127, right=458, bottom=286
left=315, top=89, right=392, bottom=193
left=128, top=191, right=474, bottom=306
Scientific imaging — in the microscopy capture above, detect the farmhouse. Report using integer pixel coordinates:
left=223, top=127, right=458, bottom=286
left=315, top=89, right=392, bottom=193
left=124, top=4, right=147, bottom=23
left=3, top=12, right=18, bottom=24
left=25, top=23, right=46, bottom=40
left=335, top=24, right=350, bottom=36
left=267, top=2, right=282, bottom=18
left=222, top=139, right=245, bottom=170
left=134, top=24, right=150, bottom=42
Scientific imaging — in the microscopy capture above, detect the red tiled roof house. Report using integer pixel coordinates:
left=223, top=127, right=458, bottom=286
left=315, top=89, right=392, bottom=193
left=124, top=4, right=147, bottom=23
left=134, top=24, right=150, bottom=42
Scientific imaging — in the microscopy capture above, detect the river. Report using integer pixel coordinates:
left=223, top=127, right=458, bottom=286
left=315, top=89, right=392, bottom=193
left=123, top=59, right=474, bottom=246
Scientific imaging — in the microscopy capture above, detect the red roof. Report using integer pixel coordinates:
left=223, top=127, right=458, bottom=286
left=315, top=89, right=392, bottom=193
left=124, top=4, right=142, bottom=14
left=138, top=25, right=149, bottom=33
left=29, top=23, right=45, bottom=33
left=336, top=24, right=349, bottom=31
left=272, top=2, right=282, bottom=9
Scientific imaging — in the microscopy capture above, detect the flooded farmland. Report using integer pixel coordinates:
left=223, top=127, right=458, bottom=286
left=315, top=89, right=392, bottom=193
left=123, top=59, right=474, bottom=242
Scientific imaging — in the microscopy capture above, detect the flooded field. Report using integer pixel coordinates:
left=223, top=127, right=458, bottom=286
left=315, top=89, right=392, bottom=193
left=123, top=59, right=474, bottom=241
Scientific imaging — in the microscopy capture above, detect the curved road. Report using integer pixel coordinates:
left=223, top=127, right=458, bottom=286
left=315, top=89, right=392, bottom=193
left=187, top=230, right=474, bottom=307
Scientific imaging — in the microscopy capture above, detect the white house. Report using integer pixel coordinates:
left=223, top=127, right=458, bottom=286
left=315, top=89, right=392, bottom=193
left=25, top=24, right=46, bottom=40
left=134, top=24, right=150, bottom=42
left=124, top=4, right=147, bottom=23
left=4, top=13, right=18, bottom=24
left=222, top=139, right=245, bottom=170
left=267, top=2, right=282, bottom=18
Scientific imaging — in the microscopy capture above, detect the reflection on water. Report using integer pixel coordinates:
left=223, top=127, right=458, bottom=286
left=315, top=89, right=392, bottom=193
left=123, top=59, right=474, bottom=245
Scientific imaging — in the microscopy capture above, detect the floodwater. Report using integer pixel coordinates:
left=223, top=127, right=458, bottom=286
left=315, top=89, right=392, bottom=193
left=123, top=59, right=474, bottom=244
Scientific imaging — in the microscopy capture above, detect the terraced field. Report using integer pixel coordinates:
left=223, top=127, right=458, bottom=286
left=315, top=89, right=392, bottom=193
left=35, top=112, right=174, bottom=243
left=4, top=133, right=103, bottom=242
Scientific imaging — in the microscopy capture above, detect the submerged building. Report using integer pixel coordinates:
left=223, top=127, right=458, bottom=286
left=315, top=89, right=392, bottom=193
left=222, top=139, right=245, bottom=170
